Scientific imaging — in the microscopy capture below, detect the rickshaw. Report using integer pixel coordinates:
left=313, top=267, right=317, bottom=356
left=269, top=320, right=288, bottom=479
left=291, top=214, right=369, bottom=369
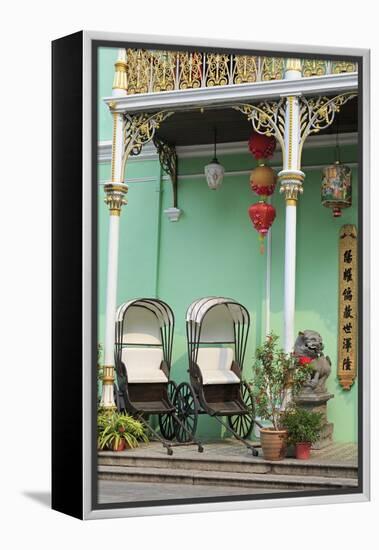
left=114, top=298, right=203, bottom=455
left=175, top=297, right=259, bottom=456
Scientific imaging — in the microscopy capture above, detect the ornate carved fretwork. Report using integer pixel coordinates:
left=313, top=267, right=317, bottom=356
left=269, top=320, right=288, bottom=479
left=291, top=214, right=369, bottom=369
left=302, top=59, right=327, bottom=77
left=121, top=111, right=174, bottom=175
left=117, top=49, right=357, bottom=95
left=153, top=136, right=178, bottom=208
left=232, top=55, right=258, bottom=84
left=125, top=49, right=150, bottom=94
left=178, top=52, right=203, bottom=89
left=332, top=61, right=357, bottom=74
left=233, top=100, right=286, bottom=152
left=298, top=93, right=357, bottom=157
left=261, top=57, right=285, bottom=80
left=151, top=51, right=176, bottom=92
left=234, top=92, right=356, bottom=203
left=205, top=53, right=231, bottom=86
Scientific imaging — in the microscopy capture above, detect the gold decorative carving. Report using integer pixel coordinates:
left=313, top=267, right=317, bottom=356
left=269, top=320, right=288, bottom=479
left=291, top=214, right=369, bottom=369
left=233, top=55, right=258, bottom=84
left=104, top=183, right=128, bottom=216
left=233, top=100, right=286, bottom=152
left=121, top=111, right=174, bottom=174
left=279, top=181, right=304, bottom=201
left=112, top=59, right=127, bottom=91
left=178, top=52, right=203, bottom=89
left=111, top=49, right=357, bottom=95
left=332, top=61, right=357, bottom=74
left=151, top=51, right=176, bottom=92
left=205, top=53, right=230, bottom=87
left=302, top=59, right=327, bottom=77
left=298, top=93, right=357, bottom=159
left=338, top=224, right=358, bottom=390
left=125, top=49, right=150, bottom=94
left=261, top=57, right=284, bottom=80
left=102, top=365, right=115, bottom=385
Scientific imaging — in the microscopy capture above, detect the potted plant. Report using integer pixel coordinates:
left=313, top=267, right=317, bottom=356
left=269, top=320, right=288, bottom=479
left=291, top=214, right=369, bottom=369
left=281, top=406, right=323, bottom=459
left=97, top=410, right=148, bottom=451
left=252, top=333, right=312, bottom=461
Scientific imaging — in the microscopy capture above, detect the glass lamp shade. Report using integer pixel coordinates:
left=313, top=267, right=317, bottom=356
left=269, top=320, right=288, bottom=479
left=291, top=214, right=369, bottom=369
left=321, top=161, right=352, bottom=217
left=205, top=158, right=225, bottom=190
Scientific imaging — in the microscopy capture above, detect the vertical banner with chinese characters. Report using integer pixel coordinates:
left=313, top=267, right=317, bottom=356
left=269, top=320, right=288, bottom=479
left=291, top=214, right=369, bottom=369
left=338, top=224, right=358, bottom=390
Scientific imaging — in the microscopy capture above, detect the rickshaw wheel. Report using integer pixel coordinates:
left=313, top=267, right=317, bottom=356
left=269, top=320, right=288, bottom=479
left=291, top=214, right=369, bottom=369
left=158, top=381, right=177, bottom=441
left=228, top=381, right=255, bottom=439
left=173, top=382, right=198, bottom=443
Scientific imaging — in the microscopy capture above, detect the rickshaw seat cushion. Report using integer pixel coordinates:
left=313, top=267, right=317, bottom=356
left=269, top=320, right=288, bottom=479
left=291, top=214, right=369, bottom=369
left=197, top=347, right=239, bottom=385
left=122, top=347, right=168, bottom=383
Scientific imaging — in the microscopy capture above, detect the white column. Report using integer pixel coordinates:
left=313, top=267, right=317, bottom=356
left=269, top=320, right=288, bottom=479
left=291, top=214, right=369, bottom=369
left=100, top=50, right=128, bottom=409
left=283, top=204, right=297, bottom=352
left=278, top=59, right=305, bottom=353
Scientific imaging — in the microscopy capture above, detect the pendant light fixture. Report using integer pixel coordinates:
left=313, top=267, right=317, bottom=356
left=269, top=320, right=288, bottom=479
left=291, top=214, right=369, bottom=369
left=321, top=119, right=352, bottom=218
left=205, top=127, right=224, bottom=190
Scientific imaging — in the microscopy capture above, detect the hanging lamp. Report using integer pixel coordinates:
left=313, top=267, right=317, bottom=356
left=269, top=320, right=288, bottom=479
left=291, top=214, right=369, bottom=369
left=205, top=128, right=225, bottom=190
left=321, top=121, right=352, bottom=218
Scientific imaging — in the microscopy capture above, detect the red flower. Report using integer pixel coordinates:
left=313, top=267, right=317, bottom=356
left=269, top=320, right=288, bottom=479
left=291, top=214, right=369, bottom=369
left=298, top=355, right=312, bottom=366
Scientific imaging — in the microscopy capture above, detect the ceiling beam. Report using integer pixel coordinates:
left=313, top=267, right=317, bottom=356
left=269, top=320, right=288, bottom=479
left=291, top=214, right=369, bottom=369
left=104, top=73, right=358, bottom=114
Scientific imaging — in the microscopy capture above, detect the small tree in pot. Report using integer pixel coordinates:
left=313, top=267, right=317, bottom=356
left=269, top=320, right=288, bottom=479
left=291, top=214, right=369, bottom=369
left=280, top=406, right=323, bottom=459
left=252, top=333, right=312, bottom=461
left=97, top=411, right=148, bottom=451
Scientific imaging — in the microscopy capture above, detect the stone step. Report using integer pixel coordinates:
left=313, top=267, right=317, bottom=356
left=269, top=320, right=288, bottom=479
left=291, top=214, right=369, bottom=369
left=98, top=451, right=358, bottom=480
left=98, top=464, right=358, bottom=490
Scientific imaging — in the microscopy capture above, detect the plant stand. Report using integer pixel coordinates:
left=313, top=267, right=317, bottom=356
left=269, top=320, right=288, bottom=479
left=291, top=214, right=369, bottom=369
left=295, top=391, right=334, bottom=450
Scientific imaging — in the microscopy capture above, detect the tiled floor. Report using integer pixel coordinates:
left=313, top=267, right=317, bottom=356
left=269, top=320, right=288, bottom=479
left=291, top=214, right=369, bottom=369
left=110, top=439, right=358, bottom=467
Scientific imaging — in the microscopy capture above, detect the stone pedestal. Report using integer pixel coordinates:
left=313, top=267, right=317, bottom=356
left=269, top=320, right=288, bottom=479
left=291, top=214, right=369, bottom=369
left=295, top=391, right=334, bottom=450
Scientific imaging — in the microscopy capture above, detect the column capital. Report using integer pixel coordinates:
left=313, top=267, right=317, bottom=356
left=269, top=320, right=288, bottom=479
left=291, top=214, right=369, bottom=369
left=104, top=183, right=128, bottom=216
left=279, top=170, right=305, bottom=203
left=112, top=49, right=128, bottom=97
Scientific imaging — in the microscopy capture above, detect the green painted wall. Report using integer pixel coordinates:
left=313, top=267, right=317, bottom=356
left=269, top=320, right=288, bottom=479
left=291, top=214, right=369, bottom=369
left=270, top=146, right=358, bottom=444
left=97, top=46, right=358, bottom=443
left=98, top=144, right=358, bottom=442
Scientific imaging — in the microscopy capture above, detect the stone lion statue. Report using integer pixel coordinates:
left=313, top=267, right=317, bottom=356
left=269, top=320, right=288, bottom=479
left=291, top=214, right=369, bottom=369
left=294, top=330, right=331, bottom=394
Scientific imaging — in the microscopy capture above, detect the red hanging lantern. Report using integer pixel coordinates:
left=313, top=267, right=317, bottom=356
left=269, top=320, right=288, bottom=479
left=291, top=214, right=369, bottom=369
left=250, top=164, right=277, bottom=197
left=248, top=133, right=276, bottom=160
left=248, top=201, right=276, bottom=254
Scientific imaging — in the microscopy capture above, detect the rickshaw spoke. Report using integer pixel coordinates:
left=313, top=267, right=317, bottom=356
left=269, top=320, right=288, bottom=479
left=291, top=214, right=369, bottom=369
left=158, top=381, right=177, bottom=441
left=173, top=382, right=198, bottom=443
left=228, top=381, right=255, bottom=439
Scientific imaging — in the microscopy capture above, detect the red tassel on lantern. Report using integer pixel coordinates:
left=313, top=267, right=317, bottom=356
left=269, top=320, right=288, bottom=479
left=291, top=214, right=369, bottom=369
left=248, top=201, right=276, bottom=254
left=248, top=133, right=276, bottom=160
left=250, top=164, right=277, bottom=198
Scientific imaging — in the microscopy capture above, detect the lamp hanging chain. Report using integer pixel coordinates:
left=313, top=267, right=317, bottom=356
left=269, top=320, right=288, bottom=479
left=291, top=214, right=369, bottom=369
left=214, top=127, right=217, bottom=160
left=335, top=116, right=341, bottom=164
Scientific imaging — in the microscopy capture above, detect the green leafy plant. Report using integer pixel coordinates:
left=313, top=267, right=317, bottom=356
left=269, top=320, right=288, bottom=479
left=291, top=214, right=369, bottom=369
left=97, top=411, right=148, bottom=451
left=251, top=333, right=313, bottom=430
left=280, top=406, right=323, bottom=445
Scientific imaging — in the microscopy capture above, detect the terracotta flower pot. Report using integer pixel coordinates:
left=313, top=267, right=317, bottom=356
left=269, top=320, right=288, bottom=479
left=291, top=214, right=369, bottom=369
left=113, top=439, right=126, bottom=452
left=295, top=442, right=312, bottom=460
left=260, top=428, right=287, bottom=461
